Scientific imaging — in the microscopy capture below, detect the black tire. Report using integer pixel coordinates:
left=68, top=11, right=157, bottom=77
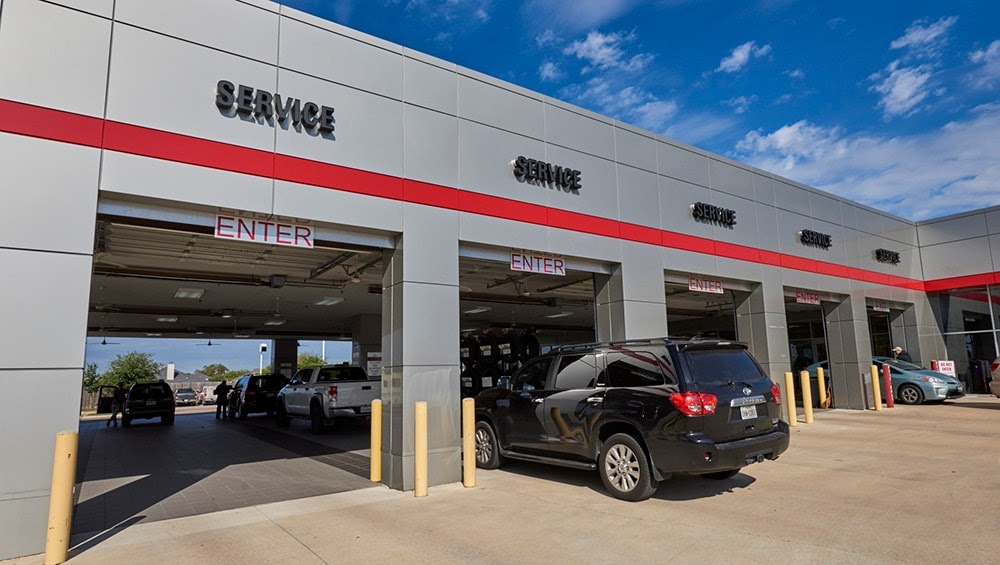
left=276, top=401, right=290, bottom=428
left=599, top=433, right=658, bottom=501
left=702, top=469, right=740, bottom=480
left=161, top=413, right=175, bottom=426
left=310, top=402, right=326, bottom=434
left=239, top=402, right=248, bottom=420
left=122, top=416, right=131, bottom=428
left=474, top=421, right=504, bottom=469
left=897, top=383, right=924, bottom=405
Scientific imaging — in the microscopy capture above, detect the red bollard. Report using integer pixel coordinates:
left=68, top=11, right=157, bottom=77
left=882, top=364, right=894, bottom=408
left=931, top=360, right=939, bottom=371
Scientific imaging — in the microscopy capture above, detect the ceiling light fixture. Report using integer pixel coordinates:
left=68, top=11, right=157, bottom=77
left=545, top=311, right=574, bottom=319
left=263, top=319, right=286, bottom=326
left=174, top=288, right=205, bottom=299
left=463, top=306, right=492, bottom=315
left=156, top=316, right=179, bottom=323
left=146, top=332, right=163, bottom=337
left=315, top=297, right=344, bottom=306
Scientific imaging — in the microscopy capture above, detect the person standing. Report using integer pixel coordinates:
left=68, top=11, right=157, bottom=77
left=106, top=385, right=125, bottom=428
left=893, top=346, right=912, bottom=363
left=214, top=380, right=231, bottom=419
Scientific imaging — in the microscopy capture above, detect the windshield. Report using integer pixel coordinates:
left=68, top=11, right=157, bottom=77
left=879, top=358, right=924, bottom=371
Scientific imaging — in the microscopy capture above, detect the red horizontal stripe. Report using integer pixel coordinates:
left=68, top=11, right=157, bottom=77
left=5, top=98, right=992, bottom=293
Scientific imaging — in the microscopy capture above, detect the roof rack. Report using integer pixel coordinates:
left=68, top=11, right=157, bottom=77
left=551, top=337, right=678, bottom=353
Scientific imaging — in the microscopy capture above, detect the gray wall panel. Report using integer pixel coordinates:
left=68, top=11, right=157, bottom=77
left=919, top=238, right=993, bottom=280
left=658, top=142, right=708, bottom=186
left=457, top=120, right=546, bottom=207
left=614, top=126, right=657, bottom=173
left=547, top=230, right=621, bottom=267
left=991, top=234, right=1000, bottom=273
left=117, top=0, right=278, bottom=64
left=278, top=15, right=402, bottom=100
left=753, top=173, right=775, bottom=206
left=272, top=180, right=402, bottom=233
left=775, top=209, right=814, bottom=257
left=840, top=203, right=860, bottom=231
left=0, top=135, right=100, bottom=254
left=712, top=192, right=756, bottom=248
left=774, top=179, right=811, bottom=216
left=403, top=104, right=459, bottom=189
left=856, top=208, right=884, bottom=235
left=986, top=208, right=1000, bottom=235
left=403, top=52, right=457, bottom=115
left=884, top=217, right=917, bottom=246
left=709, top=159, right=754, bottom=200
left=44, top=0, right=114, bottom=17
left=458, top=214, right=549, bottom=252
left=660, top=177, right=711, bottom=236
left=917, top=213, right=989, bottom=246
left=545, top=104, right=614, bottom=159
left=662, top=247, right=717, bottom=276
left=0, top=0, right=111, bottom=116
left=458, top=75, right=544, bottom=139
left=545, top=147, right=617, bottom=219
left=755, top=203, right=780, bottom=252
left=810, top=193, right=843, bottom=226
left=617, top=165, right=660, bottom=229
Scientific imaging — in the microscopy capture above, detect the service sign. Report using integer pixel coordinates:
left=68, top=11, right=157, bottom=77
left=796, top=291, right=821, bottom=305
left=510, top=250, right=566, bottom=276
left=688, top=277, right=724, bottom=294
left=215, top=215, right=314, bottom=248
left=936, top=360, right=956, bottom=378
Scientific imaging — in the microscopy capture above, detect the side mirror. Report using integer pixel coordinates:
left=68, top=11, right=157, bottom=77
left=497, top=376, right=512, bottom=390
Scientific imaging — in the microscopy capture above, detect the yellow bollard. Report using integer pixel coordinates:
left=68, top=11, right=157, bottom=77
left=869, top=365, right=883, bottom=411
left=414, top=401, right=428, bottom=497
left=799, top=371, right=814, bottom=424
left=817, top=367, right=828, bottom=408
left=44, top=430, right=79, bottom=565
left=370, top=399, right=382, bottom=483
left=783, top=372, right=797, bottom=427
left=462, top=398, right=475, bottom=488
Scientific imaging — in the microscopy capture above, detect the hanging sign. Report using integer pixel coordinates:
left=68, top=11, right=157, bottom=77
left=873, top=302, right=890, bottom=313
left=688, top=277, right=724, bottom=294
left=215, top=215, right=314, bottom=248
left=795, top=291, right=821, bottom=305
left=510, top=250, right=566, bottom=276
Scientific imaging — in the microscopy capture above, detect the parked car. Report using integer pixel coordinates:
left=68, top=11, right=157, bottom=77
left=871, top=357, right=965, bottom=404
left=199, top=387, right=216, bottom=405
left=122, top=380, right=175, bottom=426
left=174, top=387, right=198, bottom=406
left=474, top=337, right=790, bottom=501
left=227, top=373, right=289, bottom=419
left=991, top=357, right=1000, bottom=398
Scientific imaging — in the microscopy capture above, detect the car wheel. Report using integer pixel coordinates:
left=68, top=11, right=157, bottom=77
left=276, top=401, right=290, bottom=428
left=309, top=402, right=326, bottom=434
left=897, top=383, right=924, bottom=405
left=239, top=402, right=248, bottom=420
left=474, top=421, right=504, bottom=469
left=162, top=413, right=175, bottom=426
left=599, top=433, right=658, bottom=502
left=702, top=469, right=740, bottom=480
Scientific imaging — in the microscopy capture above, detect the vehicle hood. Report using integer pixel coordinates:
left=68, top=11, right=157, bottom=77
left=909, top=370, right=960, bottom=384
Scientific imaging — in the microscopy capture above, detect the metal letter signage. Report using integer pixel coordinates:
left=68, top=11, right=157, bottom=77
left=691, top=202, right=737, bottom=228
left=798, top=229, right=833, bottom=249
left=215, top=215, right=314, bottom=249
left=688, top=277, right=725, bottom=294
left=510, top=250, right=566, bottom=276
left=512, top=156, right=582, bottom=194
left=795, top=291, right=821, bottom=305
left=875, top=248, right=901, bottom=265
left=215, top=80, right=335, bottom=136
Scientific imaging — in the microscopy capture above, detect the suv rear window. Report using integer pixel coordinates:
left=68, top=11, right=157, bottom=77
left=130, top=383, right=169, bottom=400
left=682, top=348, right=764, bottom=385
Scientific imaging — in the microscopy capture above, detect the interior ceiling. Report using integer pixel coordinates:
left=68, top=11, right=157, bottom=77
left=89, top=217, right=599, bottom=340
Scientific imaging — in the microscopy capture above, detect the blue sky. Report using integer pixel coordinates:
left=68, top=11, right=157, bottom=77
left=280, top=0, right=999, bottom=221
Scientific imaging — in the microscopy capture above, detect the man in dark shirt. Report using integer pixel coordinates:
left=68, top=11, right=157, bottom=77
left=214, top=380, right=231, bottom=419
left=893, top=346, right=912, bottom=363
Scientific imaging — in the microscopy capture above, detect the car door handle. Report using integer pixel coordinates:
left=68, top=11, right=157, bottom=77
left=586, top=397, right=603, bottom=404
left=533, top=398, right=544, bottom=404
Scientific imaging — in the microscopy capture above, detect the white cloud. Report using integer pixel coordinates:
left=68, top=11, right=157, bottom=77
left=785, top=69, right=805, bottom=79
left=890, top=16, right=958, bottom=59
left=663, top=113, right=738, bottom=146
left=539, top=61, right=564, bottom=82
left=402, top=0, right=493, bottom=24
left=969, top=40, right=1000, bottom=89
left=733, top=104, right=1000, bottom=220
left=724, top=95, right=757, bottom=114
left=869, top=62, right=934, bottom=118
left=535, top=29, right=557, bottom=48
left=563, top=30, right=654, bottom=73
left=560, top=76, right=678, bottom=133
left=716, top=41, right=772, bottom=73
left=522, top=0, right=641, bottom=34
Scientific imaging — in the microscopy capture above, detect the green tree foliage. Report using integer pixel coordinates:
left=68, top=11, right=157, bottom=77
left=298, top=352, right=327, bottom=366
left=82, top=363, right=101, bottom=393
left=99, top=351, right=162, bottom=389
left=200, top=363, right=230, bottom=378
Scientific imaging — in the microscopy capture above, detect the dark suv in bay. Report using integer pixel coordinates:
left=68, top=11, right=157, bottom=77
left=122, top=380, right=176, bottom=427
left=227, top=373, right=289, bottom=419
left=474, top=338, right=789, bottom=501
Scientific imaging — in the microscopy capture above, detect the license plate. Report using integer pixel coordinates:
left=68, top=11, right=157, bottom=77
left=146, top=399, right=157, bottom=406
left=740, top=405, right=758, bottom=420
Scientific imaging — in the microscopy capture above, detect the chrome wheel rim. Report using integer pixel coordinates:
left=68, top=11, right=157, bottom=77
left=475, top=428, right=493, bottom=464
left=900, top=387, right=919, bottom=404
left=604, top=443, right=641, bottom=492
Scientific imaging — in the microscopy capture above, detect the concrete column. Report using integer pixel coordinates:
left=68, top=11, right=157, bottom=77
left=351, top=314, right=381, bottom=376
left=823, top=293, right=872, bottom=409
left=735, top=270, right=791, bottom=386
left=594, top=242, right=668, bottom=341
left=381, top=205, right=460, bottom=491
left=271, top=338, right=298, bottom=377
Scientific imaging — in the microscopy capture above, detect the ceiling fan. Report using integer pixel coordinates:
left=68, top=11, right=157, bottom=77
left=96, top=336, right=120, bottom=345
left=196, top=339, right=222, bottom=347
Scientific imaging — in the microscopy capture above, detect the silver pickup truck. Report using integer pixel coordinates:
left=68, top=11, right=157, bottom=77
left=276, top=364, right=380, bottom=433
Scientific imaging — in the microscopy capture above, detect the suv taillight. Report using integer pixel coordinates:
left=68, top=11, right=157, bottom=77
left=669, top=392, right=717, bottom=416
left=771, top=383, right=782, bottom=405
left=328, top=386, right=338, bottom=400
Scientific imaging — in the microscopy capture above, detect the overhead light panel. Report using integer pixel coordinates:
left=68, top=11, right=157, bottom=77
left=221, top=309, right=234, bottom=319
left=464, top=306, right=492, bottom=314
left=146, top=332, right=163, bottom=337
left=545, top=311, right=574, bottom=319
left=174, top=288, right=205, bottom=299
left=263, top=319, right=286, bottom=326
left=156, top=316, right=178, bottom=323
left=315, top=297, right=344, bottom=306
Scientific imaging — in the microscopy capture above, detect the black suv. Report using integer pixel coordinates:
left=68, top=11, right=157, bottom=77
left=474, top=338, right=789, bottom=501
left=227, top=373, right=289, bottom=419
left=122, top=380, right=176, bottom=427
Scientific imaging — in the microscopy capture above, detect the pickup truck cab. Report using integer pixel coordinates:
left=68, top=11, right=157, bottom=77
left=276, top=364, right=380, bottom=433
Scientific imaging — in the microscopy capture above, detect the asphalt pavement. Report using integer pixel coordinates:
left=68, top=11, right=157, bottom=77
left=6, top=396, right=999, bottom=564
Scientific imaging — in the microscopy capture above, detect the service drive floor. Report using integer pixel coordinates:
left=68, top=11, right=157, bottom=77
left=72, top=409, right=373, bottom=538
left=7, top=396, right=1000, bottom=564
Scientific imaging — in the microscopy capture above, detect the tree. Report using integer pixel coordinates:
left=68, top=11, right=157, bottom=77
left=99, top=351, right=162, bottom=389
left=298, top=352, right=326, bottom=366
left=200, top=363, right=230, bottom=378
left=82, top=363, right=101, bottom=393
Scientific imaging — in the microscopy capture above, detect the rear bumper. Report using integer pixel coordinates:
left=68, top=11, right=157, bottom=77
left=649, top=422, right=790, bottom=476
